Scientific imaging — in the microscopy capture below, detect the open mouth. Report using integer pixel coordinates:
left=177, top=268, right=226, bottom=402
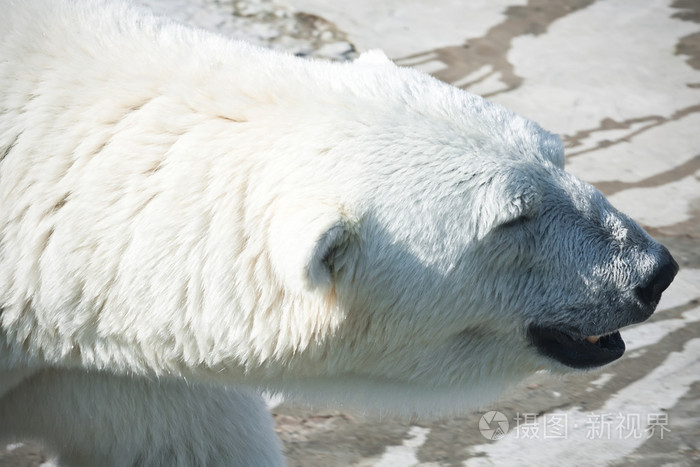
left=528, top=325, right=625, bottom=369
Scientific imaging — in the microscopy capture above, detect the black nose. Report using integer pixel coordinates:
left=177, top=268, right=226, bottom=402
left=635, top=250, right=679, bottom=307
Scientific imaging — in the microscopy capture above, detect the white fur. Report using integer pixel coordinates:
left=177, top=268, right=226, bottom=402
left=0, top=0, right=672, bottom=464
left=0, top=370, right=283, bottom=466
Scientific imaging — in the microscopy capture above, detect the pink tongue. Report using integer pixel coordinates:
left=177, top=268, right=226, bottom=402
left=586, top=335, right=600, bottom=344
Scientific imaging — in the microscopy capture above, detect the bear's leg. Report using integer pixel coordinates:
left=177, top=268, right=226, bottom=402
left=0, top=369, right=284, bottom=466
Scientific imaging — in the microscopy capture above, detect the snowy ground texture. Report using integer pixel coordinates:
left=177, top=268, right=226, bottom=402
left=2, top=0, right=699, bottom=466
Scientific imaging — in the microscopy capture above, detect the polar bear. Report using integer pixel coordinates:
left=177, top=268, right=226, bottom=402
left=0, top=0, right=678, bottom=465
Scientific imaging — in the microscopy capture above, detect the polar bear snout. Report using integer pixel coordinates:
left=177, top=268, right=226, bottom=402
left=635, top=248, right=679, bottom=309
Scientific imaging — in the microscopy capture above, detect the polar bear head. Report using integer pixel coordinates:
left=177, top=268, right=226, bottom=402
left=252, top=52, right=678, bottom=412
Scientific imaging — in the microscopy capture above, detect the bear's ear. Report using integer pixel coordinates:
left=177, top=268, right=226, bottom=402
left=491, top=186, right=540, bottom=228
left=268, top=205, right=357, bottom=291
left=476, top=169, right=541, bottom=237
left=540, top=131, right=565, bottom=169
left=306, top=218, right=356, bottom=288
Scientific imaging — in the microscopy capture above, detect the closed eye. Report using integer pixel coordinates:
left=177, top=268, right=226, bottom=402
left=499, top=214, right=530, bottom=229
